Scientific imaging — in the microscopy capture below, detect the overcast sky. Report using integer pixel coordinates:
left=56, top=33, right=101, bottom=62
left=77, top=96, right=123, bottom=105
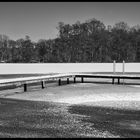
left=0, top=2, right=140, bottom=42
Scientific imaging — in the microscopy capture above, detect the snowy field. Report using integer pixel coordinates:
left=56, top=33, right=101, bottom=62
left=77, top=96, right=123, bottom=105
left=0, top=82, right=140, bottom=111
left=0, top=63, right=140, bottom=74
left=0, top=64, right=140, bottom=137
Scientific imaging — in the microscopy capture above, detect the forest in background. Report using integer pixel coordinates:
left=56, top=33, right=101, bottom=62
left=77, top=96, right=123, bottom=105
left=0, top=18, right=140, bottom=63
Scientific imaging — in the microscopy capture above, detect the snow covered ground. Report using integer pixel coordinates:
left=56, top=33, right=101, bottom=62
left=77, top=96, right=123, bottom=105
left=0, top=63, right=140, bottom=74
left=1, top=82, right=140, bottom=110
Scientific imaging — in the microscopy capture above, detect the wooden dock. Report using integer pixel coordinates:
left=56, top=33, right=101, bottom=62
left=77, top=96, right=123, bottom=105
left=1, top=73, right=140, bottom=92
left=0, top=73, right=75, bottom=92
left=75, top=73, right=140, bottom=84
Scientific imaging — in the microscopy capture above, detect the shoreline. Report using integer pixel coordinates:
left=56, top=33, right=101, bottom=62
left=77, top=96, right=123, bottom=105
left=0, top=82, right=140, bottom=137
left=1, top=82, right=140, bottom=110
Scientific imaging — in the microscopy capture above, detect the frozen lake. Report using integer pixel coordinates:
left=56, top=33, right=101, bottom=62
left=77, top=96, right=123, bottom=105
left=0, top=63, right=139, bottom=74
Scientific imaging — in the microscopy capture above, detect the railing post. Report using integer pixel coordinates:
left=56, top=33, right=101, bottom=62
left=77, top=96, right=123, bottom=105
left=24, top=83, right=27, bottom=92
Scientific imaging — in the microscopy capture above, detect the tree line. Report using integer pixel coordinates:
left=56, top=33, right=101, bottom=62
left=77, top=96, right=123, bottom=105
left=0, top=18, right=140, bottom=63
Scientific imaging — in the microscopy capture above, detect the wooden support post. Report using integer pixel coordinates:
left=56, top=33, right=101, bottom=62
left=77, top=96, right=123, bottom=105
left=41, top=81, right=45, bottom=89
left=24, top=83, right=27, bottom=92
left=112, top=78, right=115, bottom=84
left=74, top=77, right=76, bottom=83
left=67, top=78, right=69, bottom=84
left=58, top=79, right=61, bottom=86
left=118, top=78, right=120, bottom=84
left=81, top=77, right=84, bottom=83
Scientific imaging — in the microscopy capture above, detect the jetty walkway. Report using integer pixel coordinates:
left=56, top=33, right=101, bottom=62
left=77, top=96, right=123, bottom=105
left=0, top=73, right=140, bottom=92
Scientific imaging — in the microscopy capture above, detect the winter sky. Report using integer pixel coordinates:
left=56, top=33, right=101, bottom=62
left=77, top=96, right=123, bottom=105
left=0, top=2, right=140, bottom=42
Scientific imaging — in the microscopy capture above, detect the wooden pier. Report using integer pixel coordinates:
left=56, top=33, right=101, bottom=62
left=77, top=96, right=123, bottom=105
left=0, top=73, right=75, bottom=92
left=1, top=73, right=140, bottom=92
left=75, top=73, right=140, bottom=85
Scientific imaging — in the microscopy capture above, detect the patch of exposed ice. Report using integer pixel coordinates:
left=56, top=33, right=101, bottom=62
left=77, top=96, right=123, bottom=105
left=56, top=93, right=140, bottom=104
left=129, top=85, right=140, bottom=88
left=71, top=83, right=99, bottom=87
